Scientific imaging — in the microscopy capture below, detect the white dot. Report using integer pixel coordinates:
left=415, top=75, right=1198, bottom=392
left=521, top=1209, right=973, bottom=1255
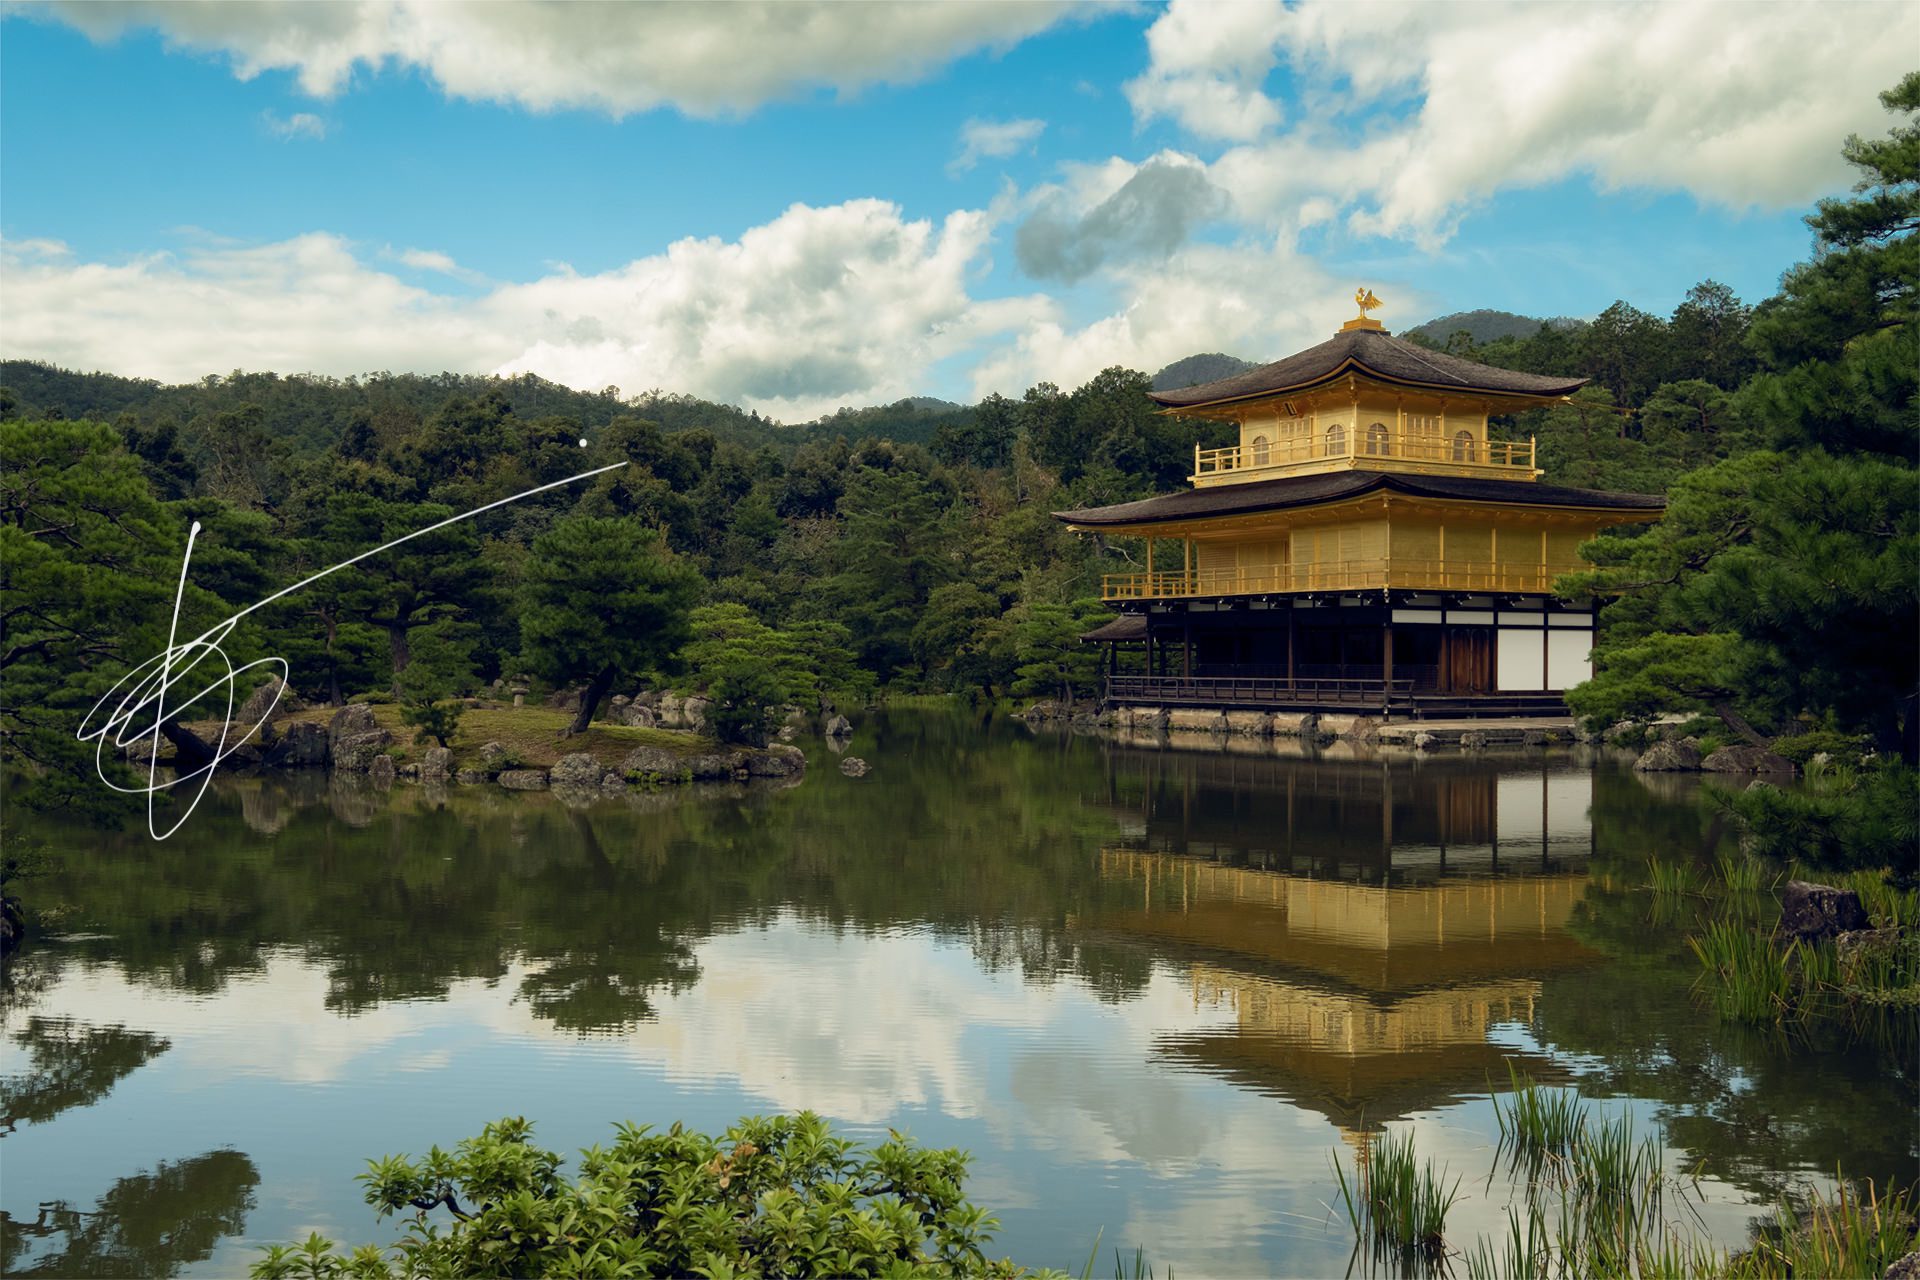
left=578, top=437, right=588, bottom=448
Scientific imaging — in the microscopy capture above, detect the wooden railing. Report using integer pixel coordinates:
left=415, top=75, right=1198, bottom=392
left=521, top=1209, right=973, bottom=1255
left=1101, top=558, right=1586, bottom=601
left=1107, top=674, right=1416, bottom=710
left=1192, top=431, right=1535, bottom=482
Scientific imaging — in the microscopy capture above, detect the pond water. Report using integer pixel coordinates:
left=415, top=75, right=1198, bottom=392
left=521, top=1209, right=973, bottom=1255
left=3, top=712, right=1913, bottom=1277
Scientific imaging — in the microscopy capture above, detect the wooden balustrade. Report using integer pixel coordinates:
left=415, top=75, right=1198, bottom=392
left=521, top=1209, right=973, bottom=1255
left=1192, top=432, right=1536, bottom=481
left=1100, top=558, right=1586, bottom=601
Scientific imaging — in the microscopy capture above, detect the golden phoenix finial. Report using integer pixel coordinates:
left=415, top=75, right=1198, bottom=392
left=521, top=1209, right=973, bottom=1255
left=1355, top=287, right=1381, bottom=318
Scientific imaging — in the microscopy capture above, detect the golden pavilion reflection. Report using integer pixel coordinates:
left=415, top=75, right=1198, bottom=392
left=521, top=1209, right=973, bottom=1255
left=1083, top=751, right=1600, bottom=1133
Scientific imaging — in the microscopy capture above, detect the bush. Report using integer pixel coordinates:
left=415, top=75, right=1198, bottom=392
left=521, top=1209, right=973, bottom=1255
left=1721, top=761, right=1919, bottom=872
left=251, top=1113, right=1056, bottom=1280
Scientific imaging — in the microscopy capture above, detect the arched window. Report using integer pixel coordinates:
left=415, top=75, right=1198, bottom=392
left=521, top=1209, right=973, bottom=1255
left=1365, top=422, right=1391, bottom=456
left=1250, top=434, right=1270, bottom=466
left=1324, top=424, right=1346, bottom=457
left=1452, top=430, right=1476, bottom=462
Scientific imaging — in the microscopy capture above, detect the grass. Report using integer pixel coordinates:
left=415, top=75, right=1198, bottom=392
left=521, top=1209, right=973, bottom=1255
left=1726, top=1178, right=1919, bottom=1279
left=1645, top=858, right=1700, bottom=899
left=1331, top=1129, right=1460, bottom=1263
left=1688, top=919, right=1794, bottom=1023
left=1714, top=851, right=1777, bottom=896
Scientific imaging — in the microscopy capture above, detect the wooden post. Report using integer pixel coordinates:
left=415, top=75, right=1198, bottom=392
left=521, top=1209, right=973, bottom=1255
left=1286, top=603, right=1296, bottom=690
left=1383, top=622, right=1394, bottom=716
left=1183, top=616, right=1192, bottom=680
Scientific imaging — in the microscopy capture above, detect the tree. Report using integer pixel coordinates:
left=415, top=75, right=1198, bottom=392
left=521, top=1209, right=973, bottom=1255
left=250, top=1114, right=1048, bottom=1280
left=1010, top=599, right=1109, bottom=708
left=328, top=495, right=492, bottom=696
left=677, top=604, right=815, bottom=745
left=521, top=516, right=700, bottom=736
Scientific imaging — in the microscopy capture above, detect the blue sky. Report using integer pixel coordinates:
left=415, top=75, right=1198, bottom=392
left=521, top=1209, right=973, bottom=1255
left=1, top=1, right=1910, bottom=419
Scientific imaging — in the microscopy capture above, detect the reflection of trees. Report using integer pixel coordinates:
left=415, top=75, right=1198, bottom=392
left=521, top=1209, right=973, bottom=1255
left=0, top=1148, right=258, bottom=1277
left=1, top=1018, right=170, bottom=1133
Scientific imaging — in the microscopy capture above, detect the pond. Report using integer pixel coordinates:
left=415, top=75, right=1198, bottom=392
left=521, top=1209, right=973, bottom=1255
left=3, top=711, right=1913, bottom=1277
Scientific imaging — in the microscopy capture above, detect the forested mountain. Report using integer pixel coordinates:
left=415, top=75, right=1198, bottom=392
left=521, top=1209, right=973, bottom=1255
left=1405, top=309, right=1584, bottom=347
left=1150, top=352, right=1257, bottom=391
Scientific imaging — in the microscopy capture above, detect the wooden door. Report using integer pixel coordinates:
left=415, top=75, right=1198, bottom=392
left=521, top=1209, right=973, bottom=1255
left=1444, top=629, right=1492, bottom=693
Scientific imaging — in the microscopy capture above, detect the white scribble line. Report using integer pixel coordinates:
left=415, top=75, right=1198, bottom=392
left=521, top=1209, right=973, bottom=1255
left=78, top=460, right=628, bottom=841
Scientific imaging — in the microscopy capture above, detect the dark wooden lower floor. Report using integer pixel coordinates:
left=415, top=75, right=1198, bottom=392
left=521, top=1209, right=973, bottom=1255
left=1103, top=673, right=1569, bottom=719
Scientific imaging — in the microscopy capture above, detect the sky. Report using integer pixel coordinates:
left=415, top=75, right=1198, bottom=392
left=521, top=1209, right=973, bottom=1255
left=1, top=0, right=1913, bottom=421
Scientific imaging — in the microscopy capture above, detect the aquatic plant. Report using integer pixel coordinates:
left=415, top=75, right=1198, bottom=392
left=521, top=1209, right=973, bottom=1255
left=1713, top=850, right=1777, bottom=896
left=1492, top=1062, right=1589, bottom=1162
left=1644, top=858, right=1700, bottom=899
left=1725, top=1177, right=1918, bottom=1279
left=1688, top=919, right=1793, bottom=1022
left=1331, top=1129, right=1460, bottom=1263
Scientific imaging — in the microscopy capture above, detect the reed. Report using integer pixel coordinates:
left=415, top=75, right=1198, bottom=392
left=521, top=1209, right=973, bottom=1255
left=1331, top=1129, right=1460, bottom=1262
left=1726, top=1178, right=1918, bottom=1279
left=1492, top=1062, right=1588, bottom=1162
left=1689, top=919, right=1792, bottom=1022
left=1645, top=858, right=1699, bottom=898
left=1714, top=850, right=1777, bottom=896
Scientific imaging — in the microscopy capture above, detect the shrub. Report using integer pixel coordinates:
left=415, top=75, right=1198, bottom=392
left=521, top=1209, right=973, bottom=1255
left=251, top=1113, right=1054, bottom=1280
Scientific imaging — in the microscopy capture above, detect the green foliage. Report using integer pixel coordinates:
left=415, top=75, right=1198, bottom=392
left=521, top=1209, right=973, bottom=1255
left=520, top=517, right=701, bottom=734
left=1721, top=760, right=1919, bottom=872
left=1010, top=600, right=1108, bottom=707
left=1330, top=1129, right=1459, bottom=1262
left=250, top=1113, right=1045, bottom=1280
left=395, top=623, right=477, bottom=748
left=678, top=604, right=817, bottom=745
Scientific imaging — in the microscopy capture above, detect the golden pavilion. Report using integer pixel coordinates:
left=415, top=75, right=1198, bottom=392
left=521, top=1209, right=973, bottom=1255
left=1055, top=293, right=1664, bottom=716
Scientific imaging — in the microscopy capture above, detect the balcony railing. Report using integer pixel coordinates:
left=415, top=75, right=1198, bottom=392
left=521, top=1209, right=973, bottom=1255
left=1192, top=430, right=1536, bottom=483
left=1101, top=558, right=1585, bottom=601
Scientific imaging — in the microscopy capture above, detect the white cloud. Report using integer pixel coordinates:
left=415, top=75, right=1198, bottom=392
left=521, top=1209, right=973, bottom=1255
left=28, top=0, right=1100, bottom=117
left=0, top=201, right=1047, bottom=420
left=1129, top=0, right=1919, bottom=241
left=262, top=109, right=326, bottom=140
left=391, top=246, right=488, bottom=286
left=949, top=116, right=1047, bottom=174
left=1014, top=150, right=1222, bottom=282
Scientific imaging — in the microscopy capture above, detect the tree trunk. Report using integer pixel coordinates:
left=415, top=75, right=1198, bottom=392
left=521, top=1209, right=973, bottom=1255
left=565, top=664, right=618, bottom=737
left=1711, top=700, right=1770, bottom=749
left=323, top=612, right=343, bottom=707
left=159, top=718, right=218, bottom=771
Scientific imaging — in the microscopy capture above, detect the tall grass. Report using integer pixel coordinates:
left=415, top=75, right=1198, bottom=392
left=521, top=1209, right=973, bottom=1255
left=1331, top=1129, right=1460, bottom=1263
left=1492, top=1062, right=1588, bottom=1163
left=1689, top=920, right=1793, bottom=1022
left=1714, top=850, right=1777, bottom=896
left=1726, top=1178, right=1918, bottom=1279
left=1645, top=858, right=1700, bottom=899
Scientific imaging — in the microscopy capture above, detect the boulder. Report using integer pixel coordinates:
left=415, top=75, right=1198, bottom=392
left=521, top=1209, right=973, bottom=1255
left=497, top=769, right=549, bottom=791
left=267, top=720, right=330, bottom=768
left=419, top=746, right=454, bottom=783
left=840, top=756, right=871, bottom=777
left=1701, top=745, right=1797, bottom=775
left=1412, top=731, right=1437, bottom=751
left=1633, top=739, right=1702, bottom=772
left=1022, top=701, right=1065, bottom=722
left=1885, top=1250, right=1920, bottom=1280
left=618, top=745, right=685, bottom=778
left=776, top=724, right=799, bottom=742
left=477, top=741, right=512, bottom=773
left=327, top=704, right=379, bottom=754
left=399, top=761, right=420, bottom=780
left=681, top=696, right=711, bottom=732
left=1458, top=730, right=1488, bottom=750
left=825, top=714, right=853, bottom=738
left=1318, top=714, right=1379, bottom=742
left=1523, top=729, right=1550, bottom=747
left=747, top=745, right=807, bottom=777
left=656, top=693, right=687, bottom=728
left=237, top=676, right=297, bottom=741
left=620, top=704, right=658, bottom=729
left=455, top=768, right=489, bottom=785
left=369, top=753, right=396, bottom=786
left=332, top=729, right=392, bottom=772
left=682, top=752, right=744, bottom=781
left=1779, top=880, right=1871, bottom=942
left=1834, top=927, right=1906, bottom=968
left=549, top=752, right=605, bottom=789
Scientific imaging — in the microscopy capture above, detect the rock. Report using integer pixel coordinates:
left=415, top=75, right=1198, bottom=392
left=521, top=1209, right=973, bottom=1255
left=776, top=724, right=798, bottom=742
left=369, top=753, right=396, bottom=786
left=1779, top=880, right=1871, bottom=942
left=840, top=756, right=870, bottom=777
left=266, top=720, right=329, bottom=768
left=1459, top=730, right=1488, bottom=750
left=618, top=745, right=685, bottom=778
left=549, top=752, right=605, bottom=789
left=455, top=768, right=488, bottom=785
left=747, top=744, right=807, bottom=777
left=1412, top=731, right=1436, bottom=751
left=1522, top=729, right=1550, bottom=747
left=682, top=752, right=743, bottom=781
left=1701, top=745, right=1797, bottom=775
left=656, top=692, right=686, bottom=728
left=419, top=746, right=454, bottom=783
left=477, top=741, right=512, bottom=773
left=327, top=704, right=380, bottom=754
left=1834, top=927, right=1905, bottom=966
left=1317, top=714, right=1379, bottom=742
left=332, top=729, right=392, bottom=772
left=237, top=676, right=297, bottom=741
left=617, top=703, right=658, bottom=729
left=825, top=714, right=853, bottom=738
left=399, top=761, right=420, bottom=779
left=497, top=769, right=548, bottom=791
left=1633, top=739, right=1702, bottom=772
left=1884, top=1250, right=1920, bottom=1280
left=681, top=696, right=711, bottom=732
left=1269, top=712, right=1317, bottom=739
left=1, top=893, right=24, bottom=958
left=544, top=686, right=580, bottom=709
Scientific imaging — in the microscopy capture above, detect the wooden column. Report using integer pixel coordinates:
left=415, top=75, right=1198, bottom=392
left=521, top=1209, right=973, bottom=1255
left=1382, top=622, right=1394, bottom=715
left=1182, top=616, right=1192, bottom=679
left=1286, top=603, right=1296, bottom=689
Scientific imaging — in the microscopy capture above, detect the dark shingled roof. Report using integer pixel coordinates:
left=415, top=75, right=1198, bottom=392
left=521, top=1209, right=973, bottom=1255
left=1148, top=327, right=1588, bottom=408
left=1053, top=470, right=1665, bottom=528
left=1080, top=614, right=1147, bottom=643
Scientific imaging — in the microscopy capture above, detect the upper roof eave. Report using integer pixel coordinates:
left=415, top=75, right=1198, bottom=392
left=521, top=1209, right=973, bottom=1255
left=1152, top=357, right=1590, bottom=415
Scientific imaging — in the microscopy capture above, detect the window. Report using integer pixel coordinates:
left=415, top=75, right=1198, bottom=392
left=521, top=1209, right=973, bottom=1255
left=1452, top=430, right=1476, bottom=461
left=1250, top=434, right=1270, bottom=465
left=1409, top=414, right=1441, bottom=435
left=1365, top=422, right=1391, bottom=455
left=1324, top=424, right=1346, bottom=456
